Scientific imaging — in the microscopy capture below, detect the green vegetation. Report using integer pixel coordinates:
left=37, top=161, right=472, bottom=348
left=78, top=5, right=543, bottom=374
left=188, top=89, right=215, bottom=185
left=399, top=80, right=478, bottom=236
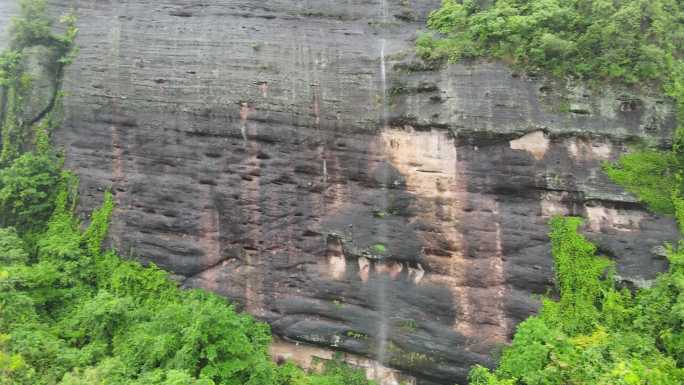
left=0, top=2, right=374, bottom=385
left=397, top=319, right=418, bottom=333
left=371, top=243, right=387, bottom=254
left=346, top=331, right=368, bottom=340
left=0, top=0, right=77, bottom=166
left=604, top=149, right=678, bottom=214
left=9, top=0, right=79, bottom=62
left=468, top=217, right=684, bottom=385
left=386, top=342, right=432, bottom=368
left=372, top=210, right=387, bottom=219
left=418, top=0, right=684, bottom=85
left=303, top=360, right=373, bottom=385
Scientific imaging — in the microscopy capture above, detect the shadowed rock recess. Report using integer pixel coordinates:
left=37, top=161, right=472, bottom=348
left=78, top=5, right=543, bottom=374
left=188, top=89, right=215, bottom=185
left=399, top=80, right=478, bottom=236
left=9, top=0, right=678, bottom=384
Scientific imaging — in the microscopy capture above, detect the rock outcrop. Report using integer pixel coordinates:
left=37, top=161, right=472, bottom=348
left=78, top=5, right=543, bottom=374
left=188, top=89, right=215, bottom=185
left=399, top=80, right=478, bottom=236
left=0, top=0, right=16, bottom=49
left=3, top=0, right=677, bottom=384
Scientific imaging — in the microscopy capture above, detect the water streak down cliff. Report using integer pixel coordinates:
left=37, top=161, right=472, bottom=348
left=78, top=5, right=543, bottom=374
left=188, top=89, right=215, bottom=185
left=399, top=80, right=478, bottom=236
left=8, top=0, right=679, bottom=384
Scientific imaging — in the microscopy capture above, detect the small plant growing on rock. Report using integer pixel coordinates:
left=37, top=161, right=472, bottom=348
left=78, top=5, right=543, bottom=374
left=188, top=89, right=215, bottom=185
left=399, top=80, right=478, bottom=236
left=371, top=243, right=387, bottom=254
left=346, top=331, right=367, bottom=340
left=398, top=319, right=418, bottom=332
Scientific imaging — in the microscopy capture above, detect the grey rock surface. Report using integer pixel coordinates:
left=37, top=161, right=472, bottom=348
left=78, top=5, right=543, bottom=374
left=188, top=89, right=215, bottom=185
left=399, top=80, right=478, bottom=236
left=392, top=59, right=675, bottom=142
left=0, top=0, right=16, bottom=49
left=21, top=45, right=59, bottom=122
left=3, top=0, right=677, bottom=384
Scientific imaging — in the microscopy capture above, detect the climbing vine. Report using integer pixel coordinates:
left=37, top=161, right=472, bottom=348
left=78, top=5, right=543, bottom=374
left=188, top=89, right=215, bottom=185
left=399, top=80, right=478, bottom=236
left=81, top=191, right=113, bottom=257
left=469, top=217, right=684, bottom=385
left=0, top=51, right=26, bottom=165
left=545, top=217, right=612, bottom=335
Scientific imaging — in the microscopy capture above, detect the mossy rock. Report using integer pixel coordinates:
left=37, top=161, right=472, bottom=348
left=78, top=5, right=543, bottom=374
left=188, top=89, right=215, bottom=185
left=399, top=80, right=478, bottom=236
left=19, top=45, right=59, bottom=122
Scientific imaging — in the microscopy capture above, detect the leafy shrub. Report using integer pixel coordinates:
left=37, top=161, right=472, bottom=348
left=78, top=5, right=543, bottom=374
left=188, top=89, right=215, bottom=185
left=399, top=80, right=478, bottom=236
left=544, top=217, right=612, bottom=335
left=468, top=217, right=684, bottom=384
left=0, top=153, right=62, bottom=232
left=604, top=150, right=678, bottom=215
left=0, top=227, right=28, bottom=265
left=9, top=0, right=53, bottom=49
left=421, top=0, right=684, bottom=86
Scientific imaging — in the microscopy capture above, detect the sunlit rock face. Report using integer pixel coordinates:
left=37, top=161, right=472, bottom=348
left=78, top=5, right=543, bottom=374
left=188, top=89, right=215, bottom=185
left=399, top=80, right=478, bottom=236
left=10, top=0, right=677, bottom=384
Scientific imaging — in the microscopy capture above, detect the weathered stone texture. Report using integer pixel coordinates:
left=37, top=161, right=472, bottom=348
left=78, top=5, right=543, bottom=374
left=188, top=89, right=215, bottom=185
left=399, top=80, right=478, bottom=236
left=2, top=0, right=678, bottom=384
left=0, top=0, right=16, bottom=49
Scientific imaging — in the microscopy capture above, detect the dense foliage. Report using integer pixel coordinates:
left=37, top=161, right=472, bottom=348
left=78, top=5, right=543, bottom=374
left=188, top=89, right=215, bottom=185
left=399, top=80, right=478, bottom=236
left=0, top=2, right=375, bottom=385
left=1, top=196, right=376, bottom=385
left=9, top=0, right=79, bottom=61
left=469, top=217, right=684, bottom=384
left=418, top=0, right=684, bottom=85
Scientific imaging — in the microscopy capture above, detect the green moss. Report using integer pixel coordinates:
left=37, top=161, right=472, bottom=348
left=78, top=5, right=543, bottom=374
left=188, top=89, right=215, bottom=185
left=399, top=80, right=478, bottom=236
left=386, top=342, right=433, bottom=368
left=372, top=210, right=387, bottom=219
left=557, top=99, right=571, bottom=114
left=345, top=331, right=367, bottom=340
left=371, top=243, right=387, bottom=254
left=397, top=319, right=418, bottom=333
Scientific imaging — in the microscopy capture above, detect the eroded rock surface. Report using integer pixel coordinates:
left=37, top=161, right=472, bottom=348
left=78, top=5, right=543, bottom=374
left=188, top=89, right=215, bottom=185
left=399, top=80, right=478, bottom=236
left=0, top=0, right=16, bottom=49
left=4, top=0, right=678, bottom=384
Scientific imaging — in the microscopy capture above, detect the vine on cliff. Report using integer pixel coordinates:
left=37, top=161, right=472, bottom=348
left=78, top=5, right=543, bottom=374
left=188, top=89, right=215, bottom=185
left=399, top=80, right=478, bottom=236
left=469, top=217, right=684, bottom=385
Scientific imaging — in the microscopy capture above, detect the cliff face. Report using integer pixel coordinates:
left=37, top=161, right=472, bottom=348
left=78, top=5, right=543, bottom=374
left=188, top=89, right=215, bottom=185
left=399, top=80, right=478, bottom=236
left=9, top=0, right=678, bottom=384
left=0, top=0, right=15, bottom=47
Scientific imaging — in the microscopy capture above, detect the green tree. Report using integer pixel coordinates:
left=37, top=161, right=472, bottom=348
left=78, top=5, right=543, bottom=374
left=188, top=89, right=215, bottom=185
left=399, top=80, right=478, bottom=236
left=420, top=0, right=684, bottom=85
left=0, top=153, right=61, bottom=233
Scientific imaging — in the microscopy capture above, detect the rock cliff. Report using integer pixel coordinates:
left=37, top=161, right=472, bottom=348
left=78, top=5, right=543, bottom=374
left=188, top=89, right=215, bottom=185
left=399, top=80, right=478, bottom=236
left=4, top=0, right=679, bottom=384
left=0, top=0, right=15, bottom=47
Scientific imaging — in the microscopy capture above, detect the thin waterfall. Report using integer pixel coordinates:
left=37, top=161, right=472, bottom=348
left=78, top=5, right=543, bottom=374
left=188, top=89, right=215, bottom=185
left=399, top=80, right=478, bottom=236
left=375, top=0, right=390, bottom=372
left=376, top=272, right=389, bottom=365
left=380, top=38, right=388, bottom=128
left=375, top=37, right=389, bottom=367
left=381, top=0, right=389, bottom=20
left=379, top=0, right=389, bottom=129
